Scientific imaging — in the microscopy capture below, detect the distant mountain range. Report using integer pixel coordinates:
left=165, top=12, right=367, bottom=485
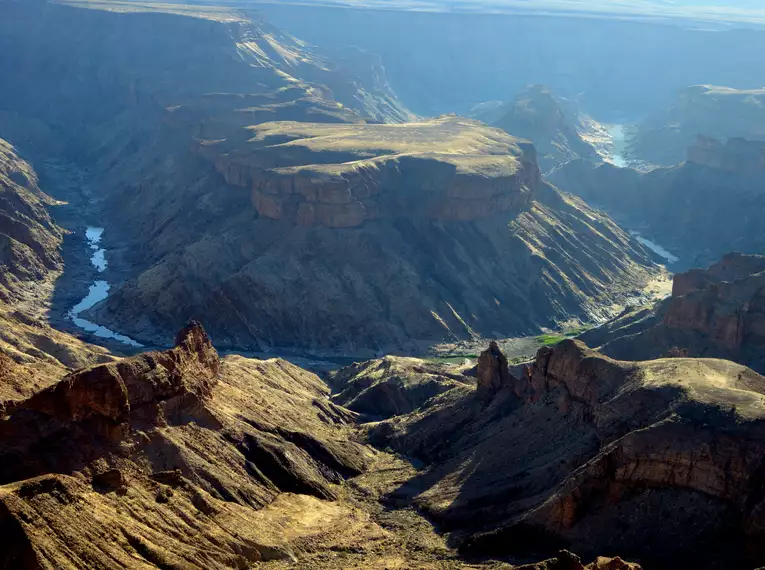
left=71, top=0, right=765, bottom=27
left=233, top=0, right=765, bottom=26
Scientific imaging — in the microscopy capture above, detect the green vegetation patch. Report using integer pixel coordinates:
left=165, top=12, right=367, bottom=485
left=535, top=334, right=566, bottom=347
left=425, top=354, right=478, bottom=365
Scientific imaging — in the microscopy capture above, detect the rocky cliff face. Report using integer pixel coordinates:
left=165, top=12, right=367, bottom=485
left=629, top=85, right=765, bottom=166
left=581, top=253, right=765, bottom=375
left=486, top=85, right=599, bottom=172
left=687, top=135, right=765, bottom=173
left=0, top=1, right=661, bottom=354
left=0, top=138, right=113, bottom=403
left=548, top=137, right=765, bottom=270
left=209, top=117, right=539, bottom=228
left=0, top=139, right=61, bottom=302
left=368, top=339, right=765, bottom=569
left=90, top=165, right=658, bottom=352
left=0, top=322, right=390, bottom=568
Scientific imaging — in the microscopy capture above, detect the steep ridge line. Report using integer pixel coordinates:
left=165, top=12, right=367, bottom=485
left=353, top=339, right=765, bottom=569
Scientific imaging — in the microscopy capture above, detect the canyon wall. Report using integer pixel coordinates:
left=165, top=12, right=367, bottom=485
left=580, top=253, right=765, bottom=374
left=630, top=85, right=765, bottom=165
left=209, top=117, right=540, bottom=228
left=0, top=2, right=659, bottom=354
left=362, top=339, right=765, bottom=569
left=549, top=136, right=765, bottom=270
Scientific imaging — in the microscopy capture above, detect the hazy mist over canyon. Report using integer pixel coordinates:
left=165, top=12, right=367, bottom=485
left=1, top=0, right=765, bottom=568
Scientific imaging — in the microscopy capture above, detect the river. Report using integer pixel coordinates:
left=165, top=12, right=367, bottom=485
left=65, top=227, right=355, bottom=369
left=67, top=227, right=143, bottom=347
left=606, top=124, right=629, bottom=167
left=629, top=231, right=680, bottom=264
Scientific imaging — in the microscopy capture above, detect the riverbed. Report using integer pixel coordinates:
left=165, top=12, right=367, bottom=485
left=607, top=124, right=629, bottom=167
left=67, top=226, right=143, bottom=347
left=630, top=231, right=680, bottom=264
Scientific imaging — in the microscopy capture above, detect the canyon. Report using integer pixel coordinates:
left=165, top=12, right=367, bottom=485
left=1, top=0, right=765, bottom=568
left=261, top=4, right=765, bottom=118
left=356, top=337, right=765, bottom=569
left=0, top=133, right=649, bottom=568
left=548, top=135, right=765, bottom=270
left=0, top=1, right=661, bottom=353
left=90, top=110, right=662, bottom=353
left=629, top=85, right=765, bottom=166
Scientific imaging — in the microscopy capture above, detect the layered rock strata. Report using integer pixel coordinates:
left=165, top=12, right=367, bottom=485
left=0, top=322, right=377, bottom=567
left=367, top=340, right=765, bottom=569
left=630, top=85, right=765, bottom=165
left=580, top=253, right=765, bottom=374
left=549, top=137, right=765, bottom=269
left=209, top=116, right=540, bottom=228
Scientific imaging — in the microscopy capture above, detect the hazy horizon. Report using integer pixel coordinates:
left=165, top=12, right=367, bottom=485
left=241, top=0, right=765, bottom=26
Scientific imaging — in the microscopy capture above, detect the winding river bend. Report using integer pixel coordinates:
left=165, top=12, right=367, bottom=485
left=67, top=227, right=143, bottom=347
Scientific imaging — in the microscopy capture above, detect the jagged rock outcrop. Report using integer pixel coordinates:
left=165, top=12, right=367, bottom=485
left=476, top=340, right=513, bottom=397
left=630, top=85, right=765, bottom=165
left=329, top=355, right=469, bottom=418
left=548, top=136, right=765, bottom=270
left=580, top=253, right=765, bottom=374
left=6, top=321, right=218, bottom=435
left=0, top=322, right=389, bottom=567
left=368, top=338, right=765, bottom=569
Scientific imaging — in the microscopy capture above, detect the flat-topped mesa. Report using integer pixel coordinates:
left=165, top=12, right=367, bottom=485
left=211, top=116, right=541, bottom=228
left=687, top=135, right=765, bottom=173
